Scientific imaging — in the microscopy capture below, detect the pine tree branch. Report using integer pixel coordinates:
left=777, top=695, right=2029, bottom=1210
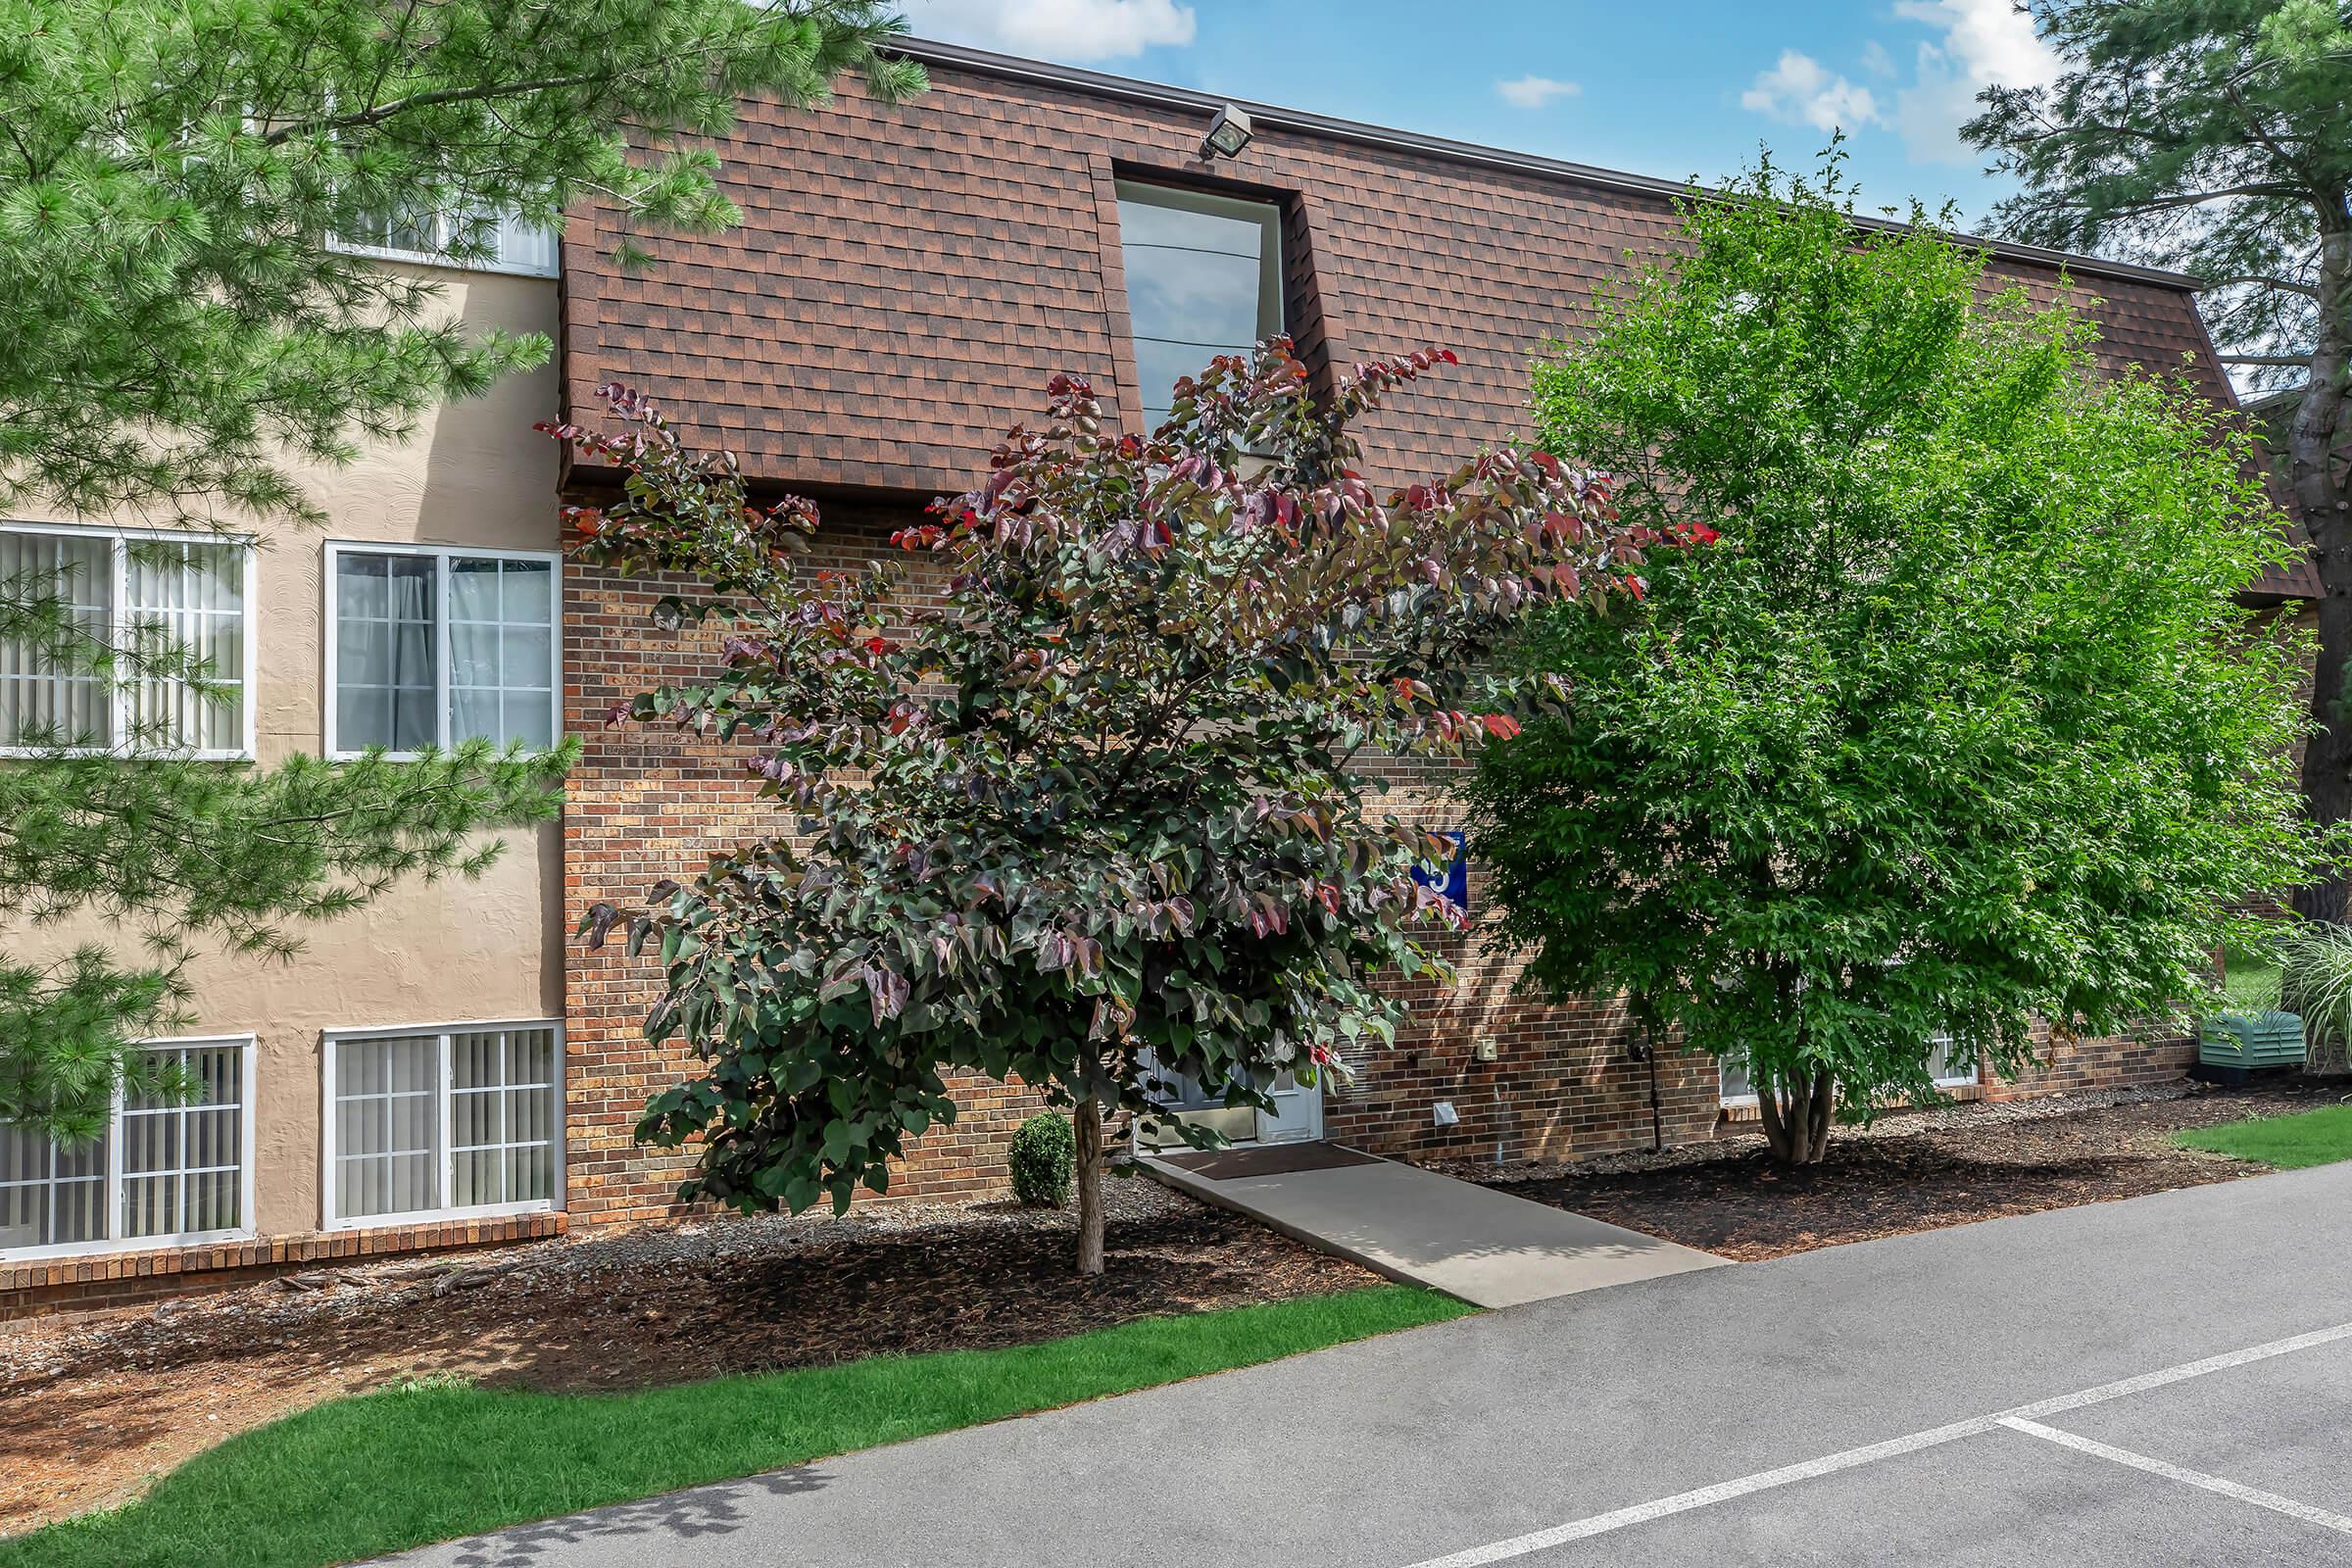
left=2199, top=275, right=2322, bottom=299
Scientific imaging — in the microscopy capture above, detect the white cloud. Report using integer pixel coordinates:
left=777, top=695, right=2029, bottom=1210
left=1740, top=50, right=1883, bottom=133
left=900, top=0, right=1196, bottom=63
left=1495, top=74, right=1582, bottom=110
left=1859, top=40, right=1895, bottom=77
left=1889, top=0, right=2061, bottom=164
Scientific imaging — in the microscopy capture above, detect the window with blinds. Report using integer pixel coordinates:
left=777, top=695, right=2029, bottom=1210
left=0, top=1038, right=254, bottom=1258
left=323, top=1022, right=563, bottom=1227
left=332, top=207, right=559, bottom=278
left=331, top=207, right=560, bottom=277
left=326, top=545, right=558, bottom=756
left=0, top=526, right=251, bottom=756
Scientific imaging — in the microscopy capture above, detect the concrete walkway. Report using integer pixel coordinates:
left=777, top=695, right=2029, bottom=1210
left=1145, top=1144, right=1728, bottom=1307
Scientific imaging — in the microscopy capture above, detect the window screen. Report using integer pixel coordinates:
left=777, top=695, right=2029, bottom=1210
left=0, top=1038, right=252, bottom=1255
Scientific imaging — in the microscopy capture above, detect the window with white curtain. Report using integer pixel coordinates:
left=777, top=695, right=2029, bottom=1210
left=323, top=1021, right=563, bottom=1227
left=0, top=524, right=252, bottom=757
left=0, top=1038, right=255, bottom=1258
left=332, top=207, right=559, bottom=278
left=1114, top=180, right=1286, bottom=430
left=326, top=544, right=558, bottom=756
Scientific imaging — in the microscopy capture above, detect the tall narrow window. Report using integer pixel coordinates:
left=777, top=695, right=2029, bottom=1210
left=326, top=545, right=558, bottom=756
left=0, top=1038, right=255, bottom=1258
left=0, top=525, right=252, bottom=757
left=1114, top=180, right=1285, bottom=430
left=323, top=1021, right=563, bottom=1227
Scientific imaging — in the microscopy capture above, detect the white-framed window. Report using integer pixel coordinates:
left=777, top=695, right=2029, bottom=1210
left=0, top=522, right=255, bottom=759
left=0, top=1036, right=258, bottom=1260
left=1717, top=1029, right=1978, bottom=1107
left=324, top=542, right=560, bottom=757
left=1717, top=1053, right=1757, bottom=1108
left=1924, top=1030, right=1979, bottom=1089
left=330, top=207, right=559, bottom=278
left=1114, top=179, right=1286, bottom=430
left=320, top=1020, right=564, bottom=1229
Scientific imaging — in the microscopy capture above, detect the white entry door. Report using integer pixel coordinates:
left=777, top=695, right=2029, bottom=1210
left=1254, top=1067, right=1323, bottom=1145
left=1138, top=1054, right=1323, bottom=1147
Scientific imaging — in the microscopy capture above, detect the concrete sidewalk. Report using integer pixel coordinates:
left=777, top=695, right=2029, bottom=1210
left=1145, top=1145, right=1728, bottom=1307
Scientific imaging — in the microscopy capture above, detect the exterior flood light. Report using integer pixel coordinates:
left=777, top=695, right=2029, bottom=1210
left=1200, top=103, right=1254, bottom=160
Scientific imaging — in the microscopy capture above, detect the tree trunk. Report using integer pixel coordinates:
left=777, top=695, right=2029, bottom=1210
left=1757, top=1065, right=1835, bottom=1165
left=1073, top=1096, right=1104, bottom=1277
left=2289, top=220, right=2352, bottom=925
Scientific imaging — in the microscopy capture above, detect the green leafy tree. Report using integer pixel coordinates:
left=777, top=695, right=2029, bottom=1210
left=558, top=342, right=1649, bottom=1272
left=0, top=0, right=924, bottom=1135
left=1963, top=0, right=2352, bottom=920
left=1467, top=159, right=2321, bottom=1164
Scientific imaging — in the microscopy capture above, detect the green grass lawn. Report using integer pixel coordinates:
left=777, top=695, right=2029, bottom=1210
left=2174, top=1102, right=2352, bottom=1171
left=2221, top=957, right=2284, bottom=1014
left=3, top=1283, right=1470, bottom=1568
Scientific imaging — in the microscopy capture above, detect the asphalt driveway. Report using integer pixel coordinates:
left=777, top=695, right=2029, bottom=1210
left=389, top=1162, right=2352, bottom=1567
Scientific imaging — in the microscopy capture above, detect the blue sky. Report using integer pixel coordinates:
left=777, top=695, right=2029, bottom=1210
left=898, top=0, right=2063, bottom=228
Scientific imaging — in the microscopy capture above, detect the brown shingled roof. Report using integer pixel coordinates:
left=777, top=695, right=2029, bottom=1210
left=558, top=38, right=2313, bottom=603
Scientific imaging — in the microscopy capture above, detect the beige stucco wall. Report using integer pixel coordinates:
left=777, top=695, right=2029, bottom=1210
left=6, top=264, right=564, bottom=1241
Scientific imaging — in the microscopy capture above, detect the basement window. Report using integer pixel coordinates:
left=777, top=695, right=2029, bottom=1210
left=321, top=1021, right=564, bottom=1228
left=0, top=1038, right=257, bottom=1259
left=1115, top=180, right=1286, bottom=431
left=1718, top=1031, right=1977, bottom=1108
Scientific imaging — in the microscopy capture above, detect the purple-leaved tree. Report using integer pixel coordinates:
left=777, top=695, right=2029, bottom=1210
left=550, top=338, right=1660, bottom=1273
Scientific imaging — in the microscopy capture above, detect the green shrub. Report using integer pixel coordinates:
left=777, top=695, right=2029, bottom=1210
left=1008, top=1112, right=1075, bottom=1208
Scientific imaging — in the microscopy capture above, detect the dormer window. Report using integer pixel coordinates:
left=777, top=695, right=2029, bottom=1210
left=1114, top=181, right=1285, bottom=431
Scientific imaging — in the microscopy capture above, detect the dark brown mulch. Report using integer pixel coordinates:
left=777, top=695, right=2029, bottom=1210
left=0, top=1184, right=1375, bottom=1532
left=1483, top=1082, right=2345, bottom=1261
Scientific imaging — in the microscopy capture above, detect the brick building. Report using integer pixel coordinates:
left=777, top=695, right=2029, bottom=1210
left=0, top=38, right=2303, bottom=1311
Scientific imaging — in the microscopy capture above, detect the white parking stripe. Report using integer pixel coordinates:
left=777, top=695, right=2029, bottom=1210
left=2004, top=1320, right=2352, bottom=1422
left=1997, top=1417, right=2352, bottom=1537
left=1396, top=1418, right=1994, bottom=1567
left=1400, top=1319, right=2352, bottom=1568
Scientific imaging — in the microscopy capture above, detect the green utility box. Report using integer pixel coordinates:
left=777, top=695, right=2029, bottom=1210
left=2198, top=1009, right=2307, bottom=1069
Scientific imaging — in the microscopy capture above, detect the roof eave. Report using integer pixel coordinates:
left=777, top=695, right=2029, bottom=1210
left=894, top=36, right=2203, bottom=295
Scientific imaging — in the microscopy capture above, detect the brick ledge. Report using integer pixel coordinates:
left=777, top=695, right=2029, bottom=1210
left=2, top=1211, right=568, bottom=1314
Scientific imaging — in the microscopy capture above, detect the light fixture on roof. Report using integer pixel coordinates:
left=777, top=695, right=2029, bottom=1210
left=1199, top=103, right=1254, bottom=161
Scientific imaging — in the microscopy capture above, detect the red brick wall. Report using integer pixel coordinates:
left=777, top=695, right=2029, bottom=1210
left=1984, top=1022, right=2200, bottom=1102
left=558, top=503, right=2193, bottom=1212
left=560, top=498, right=1068, bottom=1221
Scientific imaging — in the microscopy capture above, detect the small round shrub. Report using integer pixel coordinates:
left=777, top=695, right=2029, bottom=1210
left=1008, top=1111, right=1076, bottom=1208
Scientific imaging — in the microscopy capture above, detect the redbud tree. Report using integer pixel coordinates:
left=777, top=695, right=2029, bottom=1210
left=553, top=340, right=1655, bottom=1273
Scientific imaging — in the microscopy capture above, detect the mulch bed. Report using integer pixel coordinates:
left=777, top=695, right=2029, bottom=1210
left=0, top=1180, right=1374, bottom=1533
left=1462, top=1080, right=2348, bottom=1261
